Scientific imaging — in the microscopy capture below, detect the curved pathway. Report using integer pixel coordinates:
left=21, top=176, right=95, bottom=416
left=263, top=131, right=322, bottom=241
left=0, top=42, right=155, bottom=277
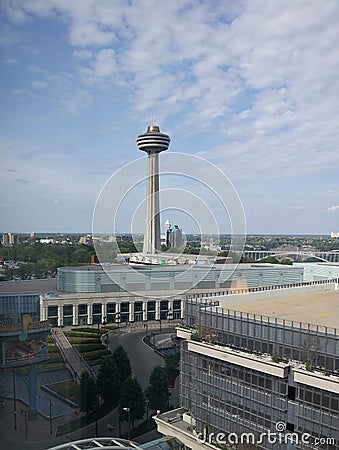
left=108, top=328, right=166, bottom=389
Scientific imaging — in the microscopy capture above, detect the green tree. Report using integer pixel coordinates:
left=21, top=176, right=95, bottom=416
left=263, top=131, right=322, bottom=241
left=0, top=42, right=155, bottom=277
left=145, top=366, right=170, bottom=413
left=119, top=377, right=145, bottom=427
left=165, top=353, right=180, bottom=387
left=112, top=345, right=132, bottom=382
left=73, top=248, right=90, bottom=264
left=96, top=356, right=121, bottom=405
left=79, top=372, right=97, bottom=415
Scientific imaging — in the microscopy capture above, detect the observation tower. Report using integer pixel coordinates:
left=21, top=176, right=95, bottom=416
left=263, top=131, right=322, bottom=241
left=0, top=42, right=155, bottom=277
left=137, top=124, right=170, bottom=254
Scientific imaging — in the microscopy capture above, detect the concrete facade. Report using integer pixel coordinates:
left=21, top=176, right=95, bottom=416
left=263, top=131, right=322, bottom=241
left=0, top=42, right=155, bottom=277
left=159, top=286, right=339, bottom=450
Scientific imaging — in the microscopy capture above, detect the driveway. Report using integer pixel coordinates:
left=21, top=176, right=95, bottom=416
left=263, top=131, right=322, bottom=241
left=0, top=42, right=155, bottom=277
left=108, top=329, right=165, bottom=389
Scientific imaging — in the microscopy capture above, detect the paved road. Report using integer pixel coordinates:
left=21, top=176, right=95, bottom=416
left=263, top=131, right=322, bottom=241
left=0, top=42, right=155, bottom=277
left=108, top=329, right=166, bottom=389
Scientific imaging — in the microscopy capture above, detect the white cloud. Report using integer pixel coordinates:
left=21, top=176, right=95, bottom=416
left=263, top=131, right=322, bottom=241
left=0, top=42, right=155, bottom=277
left=60, top=89, right=93, bottom=114
left=90, top=48, right=117, bottom=79
left=1, top=0, right=339, bottom=232
left=326, top=205, right=339, bottom=212
left=32, top=80, right=47, bottom=89
left=3, top=57, right=18, bottom=65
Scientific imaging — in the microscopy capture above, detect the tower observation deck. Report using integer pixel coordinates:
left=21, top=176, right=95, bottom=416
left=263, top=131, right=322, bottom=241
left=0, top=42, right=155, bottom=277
left=136, top=125, right=170, bottom=254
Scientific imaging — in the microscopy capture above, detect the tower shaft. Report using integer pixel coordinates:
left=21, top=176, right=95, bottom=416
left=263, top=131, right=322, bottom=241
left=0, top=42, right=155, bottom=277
left=144, top=152, right=161, bottom=254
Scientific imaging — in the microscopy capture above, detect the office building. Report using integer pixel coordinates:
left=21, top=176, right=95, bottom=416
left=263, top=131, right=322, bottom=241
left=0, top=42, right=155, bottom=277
left=155, top=283, right=339, bottom=449
left=1, top=232, right=19, bottom=246
left=166, top=224, right=184, bottom=248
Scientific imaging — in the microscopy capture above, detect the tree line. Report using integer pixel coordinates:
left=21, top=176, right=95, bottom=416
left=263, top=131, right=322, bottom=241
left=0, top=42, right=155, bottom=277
left=0, top=243, right=94, bottom=280
left=79, top=345, right=179, bottom=434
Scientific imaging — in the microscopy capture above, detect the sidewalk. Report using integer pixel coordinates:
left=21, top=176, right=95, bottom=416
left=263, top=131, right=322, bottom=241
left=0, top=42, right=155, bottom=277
left=0, top=396, right=131, bottom=450
left=0, top=397, right=79, bottom=450
left=52, top=328, right=95, bottom=382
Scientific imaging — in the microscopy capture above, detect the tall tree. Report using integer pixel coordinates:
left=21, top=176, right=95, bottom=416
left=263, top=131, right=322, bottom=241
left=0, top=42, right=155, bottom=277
left=145, top=366, right=170, bottom=413
left=79, top=372, right=97, bottom=415
left=119, top=377, right=145, bottom=427
left=165, top=353, right=180, bottom=387
left=112, top=345, right=132, bottom=382
left=96, top=356, right=121, bottom=405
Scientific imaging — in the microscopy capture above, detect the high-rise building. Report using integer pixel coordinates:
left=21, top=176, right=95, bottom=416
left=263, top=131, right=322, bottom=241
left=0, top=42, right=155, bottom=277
left=167, top=224, right=184, bottom=248
left=137, top=124, right=170, bottom=254
left=1, top=232, right=19, bottom=246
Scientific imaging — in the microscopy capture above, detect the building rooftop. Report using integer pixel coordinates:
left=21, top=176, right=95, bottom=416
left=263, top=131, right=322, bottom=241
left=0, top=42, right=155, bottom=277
left=222, top=288, right=339, bottom=329
left=0, top=278, right=57, bottom=294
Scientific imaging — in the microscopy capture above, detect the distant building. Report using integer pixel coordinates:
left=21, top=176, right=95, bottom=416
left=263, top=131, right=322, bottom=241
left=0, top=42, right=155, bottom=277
left=166, top=224, right=184, bottom=248
left=1, top=233, right=19, bottom=246
left=330, top=232, right=339, bottom=238
left=39, top=238, right=55, bottom=244
left=79, top=235, right=92, bottom=245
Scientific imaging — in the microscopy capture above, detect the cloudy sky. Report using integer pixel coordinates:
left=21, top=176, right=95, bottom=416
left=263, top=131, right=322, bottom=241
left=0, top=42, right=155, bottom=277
left=1, top=0, right=339, bottom=235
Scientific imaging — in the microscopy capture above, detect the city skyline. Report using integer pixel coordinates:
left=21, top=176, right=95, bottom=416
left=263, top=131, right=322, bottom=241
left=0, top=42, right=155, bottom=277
left=1, top=1, right=339, bottom=235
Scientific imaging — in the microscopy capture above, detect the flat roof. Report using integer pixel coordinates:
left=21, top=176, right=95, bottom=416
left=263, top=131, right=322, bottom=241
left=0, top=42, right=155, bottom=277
left=57, top=262, right=293, bottom=272
left=222, top=289, right=339, bottom=329
left=0, top=278, right=57, bottom=294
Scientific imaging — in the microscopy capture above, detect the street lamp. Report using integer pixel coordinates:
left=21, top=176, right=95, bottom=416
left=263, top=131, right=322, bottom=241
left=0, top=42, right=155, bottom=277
left=158, top=318, right=162, bottom=334
left=12, top=369, right=17, bottom=430
left=145, top=400, right=149, bottom=419
left=49, top=399, right=53, bottom=435
left=123, top=407, right=131, bottom=440
left=95, top=393, right=100, bottom=437
left=21, top=409, right=28, bottom=438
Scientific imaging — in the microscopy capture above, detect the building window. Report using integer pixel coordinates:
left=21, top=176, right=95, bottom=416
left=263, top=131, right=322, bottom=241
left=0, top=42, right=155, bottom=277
left=288, top=386, right=296, bottom=401
left=147, top=301, right=156, bottom=321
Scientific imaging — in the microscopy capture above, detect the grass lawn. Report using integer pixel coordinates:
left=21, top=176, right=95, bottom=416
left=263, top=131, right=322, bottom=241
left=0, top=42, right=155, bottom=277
left=49, top=380, right=80, bottom=404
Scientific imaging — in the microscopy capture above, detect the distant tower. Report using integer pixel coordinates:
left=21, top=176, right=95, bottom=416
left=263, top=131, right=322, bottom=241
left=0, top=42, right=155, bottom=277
left=137, top=124, right=170, bottom=254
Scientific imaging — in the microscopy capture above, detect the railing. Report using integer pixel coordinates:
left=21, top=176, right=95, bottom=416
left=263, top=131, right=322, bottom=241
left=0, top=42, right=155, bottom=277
left=186, top=277, right=339, bottom=300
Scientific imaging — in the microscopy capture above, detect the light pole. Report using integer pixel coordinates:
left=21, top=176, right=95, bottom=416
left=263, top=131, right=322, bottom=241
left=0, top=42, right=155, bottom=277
left=95, top=394, right=99, bottom=437
left=123, top=407, right=131, bottom=440
left=49, top=399, right=53, bottom=435
left=21, top=409, right=28, bottom=438
left=145, top=400, right=149, bottom=419
left=12, top=369, right=17, bottom=430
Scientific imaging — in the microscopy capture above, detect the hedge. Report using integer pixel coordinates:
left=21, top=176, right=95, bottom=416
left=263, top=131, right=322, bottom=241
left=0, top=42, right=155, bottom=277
left=81, top=349, right=111, bottom=362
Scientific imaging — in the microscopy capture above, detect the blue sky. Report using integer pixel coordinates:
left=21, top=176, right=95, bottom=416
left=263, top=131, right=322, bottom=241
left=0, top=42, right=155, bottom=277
left=1, top=0, right=339, bottom=235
